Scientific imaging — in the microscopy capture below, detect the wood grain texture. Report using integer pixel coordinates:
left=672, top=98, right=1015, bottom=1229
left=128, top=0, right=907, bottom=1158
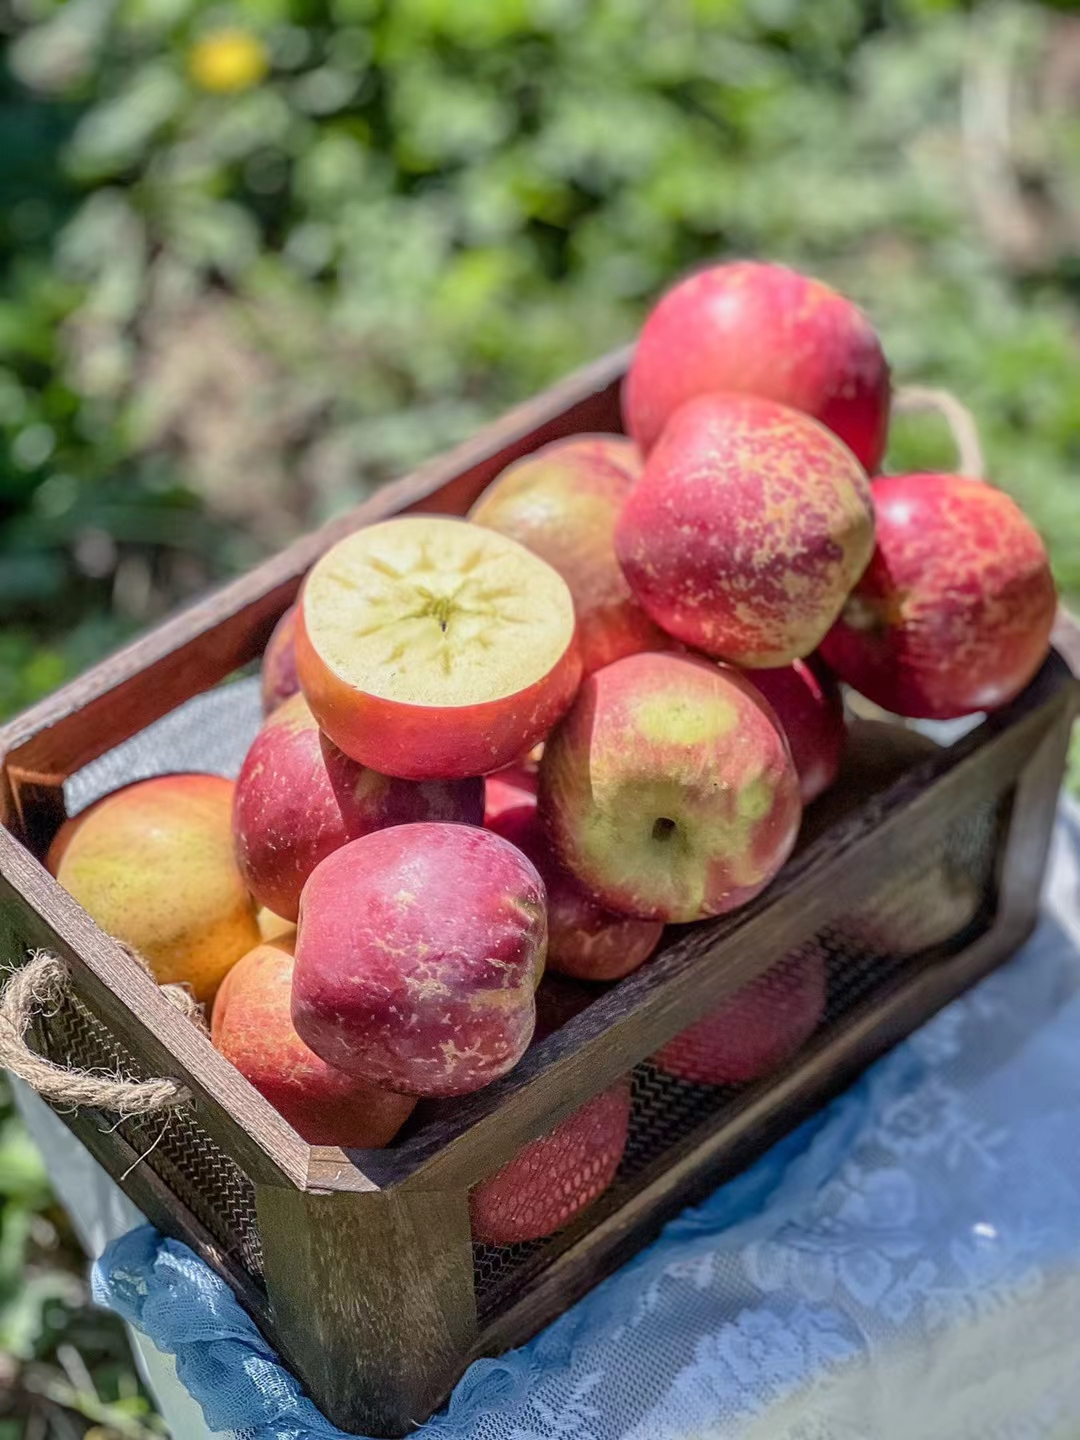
left=257, top=1184, right=477, bottom=1438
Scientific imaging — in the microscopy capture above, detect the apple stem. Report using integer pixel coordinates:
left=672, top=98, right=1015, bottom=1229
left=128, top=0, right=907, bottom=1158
left=891, top=385, right=986, bottom=482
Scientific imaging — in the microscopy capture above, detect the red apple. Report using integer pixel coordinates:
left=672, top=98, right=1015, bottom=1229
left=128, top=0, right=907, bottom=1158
left=469, top=1079, right=631, bottom=1245
left=489, top=801, right=663, bottom=982
left=260, top=604, right=300, bottom=715
left=292, top=823, right=547, bottom=1097
left=484, top=764, right=538, bottom=828
left=52, top=774, right=260, bottom=1002
left=741, top=657, right=845, bottom=804
left=212, top=938, right=416, bottom=1147
left=296, top=515, right=581, bottom=779
left=623, top=260, right=890, bottom=472
left=233, top=693, right=483, bottom=922
left=469, top=434, right=668, bottom=674
left=653, top=945, right=827, bottom=1085
left=539, top=652, right=801, bottom=922
left=821, top=473, right=1056, bottom=719
left=616, top=394, right=875, bottom=667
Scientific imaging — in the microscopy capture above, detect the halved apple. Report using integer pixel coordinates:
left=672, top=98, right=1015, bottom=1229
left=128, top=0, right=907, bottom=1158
left=296, top=515, right=581, bottom=779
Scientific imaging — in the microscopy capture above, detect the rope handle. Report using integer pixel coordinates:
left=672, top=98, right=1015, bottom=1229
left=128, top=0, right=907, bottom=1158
left=0, top=950, right=201, bottom=1116
left=891, top=384, right=986, bottom=481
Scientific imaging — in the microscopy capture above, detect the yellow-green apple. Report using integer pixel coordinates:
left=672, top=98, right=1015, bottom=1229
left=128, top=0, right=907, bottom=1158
left=652, top=944, right=826, bottom=1085
left=257, top=907, right=296, bottom=944
left=296, top=515, right=581, bottom=779
left=616, top=393, right=875, bottom=667
left=260, top=604, right=300, bottom=714
left=52, top=774, right=259, bottom=1001
left=292, top=822, right=547, bottom=1096
left=233, top=693, right=483, bottom=921
left=469, top=975, right=629, bottom=1245
left=821, top=473, right=1056, bottom=718
left=623, top=260, right=890, bottom=472
left=212, top=937, right=416, bottom=1146
left=538, top=652, right=801, bottom=922
left=741, top=657, right=845, bottom=803
left=469, top=434, right=668, bottom=674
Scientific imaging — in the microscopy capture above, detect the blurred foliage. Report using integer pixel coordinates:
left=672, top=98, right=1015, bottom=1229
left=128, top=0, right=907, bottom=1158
left=1, top=0, right=1080, bottom=719
left=3, top=1, right=1080, bottom=1434
left=0, top=1081, right=166, bottom=1438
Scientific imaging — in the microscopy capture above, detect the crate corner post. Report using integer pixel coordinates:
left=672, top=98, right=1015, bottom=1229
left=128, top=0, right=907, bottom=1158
left=256, top=1179, right=478, bottom=1437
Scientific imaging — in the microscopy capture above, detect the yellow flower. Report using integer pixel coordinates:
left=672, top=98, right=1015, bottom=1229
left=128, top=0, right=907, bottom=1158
left=189, top=28, right=269, bottom=94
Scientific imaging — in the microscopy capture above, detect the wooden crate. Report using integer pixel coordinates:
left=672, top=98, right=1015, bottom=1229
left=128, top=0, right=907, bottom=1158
left=1, top=350, right=1077, bottom=1438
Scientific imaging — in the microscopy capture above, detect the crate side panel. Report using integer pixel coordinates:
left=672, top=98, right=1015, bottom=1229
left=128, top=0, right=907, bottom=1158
left=470, top=791, right=1005, bottom=1320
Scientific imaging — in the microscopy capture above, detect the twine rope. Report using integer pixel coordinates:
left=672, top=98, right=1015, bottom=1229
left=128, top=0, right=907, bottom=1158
left=0, top=949, right=198, bottom=1115
left=891, top=384, right=986, bottom=481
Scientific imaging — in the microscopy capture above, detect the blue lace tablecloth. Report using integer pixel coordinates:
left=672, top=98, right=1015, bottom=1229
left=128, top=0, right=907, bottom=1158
left=74, top=800, right=1080, bottom=1437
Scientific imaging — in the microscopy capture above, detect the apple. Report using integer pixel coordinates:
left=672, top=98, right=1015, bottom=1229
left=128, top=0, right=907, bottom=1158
left=538, top=652, right=801, bottom=923
left=469, top=1079, right=631, bottom=1245
left=820, top=473, right=1057, bottom=719
left=484, top=764, right=538, bottom=828
left=742, top=657, right=845, bottom=804
left=489, top=801, right=663, bottom=982
left=469, top=434, right=669, bottom=674
left=652, top=944, right=827, bottom=1085
left=292, top=823, right=547, bottom=1097
left=233, top=692, right=483, bottom=922
left=260, top=604, right=300, bottom=715
left=470, top=972, right=630, bottom=1245
left=623, top=260, right=890, bottom=472
left=616, top=394, right=875, bottom=668
left=52, top=774, right=259, bottom=1002
left=257, top=907, right=296, bottom=944
left=295, top=515, right=581, bottom=780
left=212, top=937, right=416, bottom=1147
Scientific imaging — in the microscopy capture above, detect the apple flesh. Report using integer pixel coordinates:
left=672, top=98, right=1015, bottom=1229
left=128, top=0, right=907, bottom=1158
left=292, top=823, right=547, bottom=1096
left=742, top=657, right=846, bottom=804
left=489, top=799, right=663, bottom=982
left=470, top=434, right=668, bottom=674
left=616, top=394, right=875, bottom=667
left=53, top=774, right=259, bottom=1002
left=296, top=515, right=581, bottom=780
left=469, top=1079, right=631, bottom=1245
left=260, top=604, right=300, bottom=715
left=623, top=260, right=890, bottom=473
left=538, top=652, right=801, bottom=923
left=212, top=938, right=416, bottom=1147
left=821, top=473, right=1057, bottom=719
left=653, top=945, right=827, bottom=1085
left=233, top=693, right=483, bottom=922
